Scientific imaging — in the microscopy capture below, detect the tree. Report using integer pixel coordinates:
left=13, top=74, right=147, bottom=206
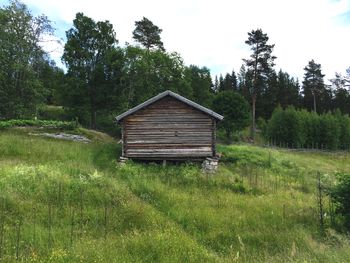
left=331, top=67, right=350, bottom=90
left=218, top=74, right=224, bottom=91
left=132, top=17, right=164, bottom=51
left=0, top=0, right=53, bottom=118
left=185, top=65, right=213, bottom=107
left=302, top=60, right=328, bottom=113
left=62, top=13, right=119, bottom=129
left=261, top=70, right=278, bottom=119
left=231, top=69, right=238, bottom=91
left=213, top=75, right=219, bottom=92
left=221, top=70, right=237, bottom=92
left=237, top=64, right=251, bottom=101
left=37, top=60, right=65, bottom=105
left=331, top=68, right=350, bottom=115
left=122, top=45, right=191, bottom=107
left=333, top=87, right=350, bottom=115
left=213, top=91, right=250, bottom=139
left=261, top=69, right=301, bottom=119
left=243, top=29, right=276, bottom=140
left=276, top=70, right=300, bottom=108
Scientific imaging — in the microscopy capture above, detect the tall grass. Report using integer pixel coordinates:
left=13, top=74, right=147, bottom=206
left=0, top=129, right=349, bottom=262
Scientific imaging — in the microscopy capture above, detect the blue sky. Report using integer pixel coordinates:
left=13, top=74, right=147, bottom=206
left=1, top=0, right=350, bottom=82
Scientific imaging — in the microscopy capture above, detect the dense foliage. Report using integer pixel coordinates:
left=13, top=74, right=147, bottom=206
left=213, top=91, right=250, bottom=139
left=62, top=12, right=118, bottom=129
left=329, top=173, right=350, bottom=230
left=0, top=0, right=53, bottom=119
left=265, top=107, right=350, bottom=150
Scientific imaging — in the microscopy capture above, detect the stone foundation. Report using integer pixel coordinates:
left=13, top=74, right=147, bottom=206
left=119, top=156, right=128, bottom=166
left=202, top=157, right=219, bottom=173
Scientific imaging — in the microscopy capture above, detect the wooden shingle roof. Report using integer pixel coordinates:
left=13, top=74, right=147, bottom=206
left=115, top=90, right=224, bottom=122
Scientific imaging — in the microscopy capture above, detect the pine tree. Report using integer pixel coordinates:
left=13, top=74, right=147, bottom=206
left=218, top=74, right=224, bottom=91
left=223, top=73, right=233, bottom=91
left=302, top=60, right=327, bottom=113
left=213, top=75, right=219, bottom=92
left=231, top=69, right=238, bottom=91
left=277, top=70, right=300, bottom=108
left=132, top=17, right=164, bottom=51
left=331, top=68, right=350, bottom=114
left=237, top=64, right=251, bottom=102
left=243, top=29, right=276, bottom=140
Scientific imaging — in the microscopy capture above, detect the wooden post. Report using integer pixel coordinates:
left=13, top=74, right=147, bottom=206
left=212, top=119, right=216, bottom=157
left=121, top=120, right=125, bottom=157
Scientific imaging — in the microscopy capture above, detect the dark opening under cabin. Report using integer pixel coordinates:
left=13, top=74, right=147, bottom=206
left=115, top=90, right=223, bottom=160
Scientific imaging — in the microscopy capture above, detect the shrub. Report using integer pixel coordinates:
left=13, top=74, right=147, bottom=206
left=329, top=173, right=350, bottom=231
left=0, top=119, right=77, bottom=130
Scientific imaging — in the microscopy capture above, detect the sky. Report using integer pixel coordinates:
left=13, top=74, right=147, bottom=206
left=2, top=0, right=350, bottom=82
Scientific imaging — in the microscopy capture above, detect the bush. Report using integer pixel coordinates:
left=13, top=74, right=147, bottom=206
left=0, top=119, right=77, bottom=130
left=329, top=173, right=350, bottom=231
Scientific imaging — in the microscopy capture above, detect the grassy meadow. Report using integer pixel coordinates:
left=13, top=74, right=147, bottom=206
left=0, top=127, right=349, bottom=262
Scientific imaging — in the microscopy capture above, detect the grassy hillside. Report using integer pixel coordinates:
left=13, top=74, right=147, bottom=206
left=0, top=128, right=349, bottom=262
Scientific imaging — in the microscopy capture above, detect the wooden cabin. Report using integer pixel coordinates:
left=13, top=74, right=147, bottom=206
left=115, top=90, right=223, bottom=160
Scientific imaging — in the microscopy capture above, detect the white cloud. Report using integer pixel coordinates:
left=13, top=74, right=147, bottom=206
left=22, top=0, right=350, bottom=81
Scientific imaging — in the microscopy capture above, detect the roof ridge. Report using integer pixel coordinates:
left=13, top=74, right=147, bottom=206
left=115, top=90, right=223, bottom=122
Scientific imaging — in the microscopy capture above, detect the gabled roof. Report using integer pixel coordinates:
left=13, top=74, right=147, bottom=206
left=115, top=90, right=224, bottom=122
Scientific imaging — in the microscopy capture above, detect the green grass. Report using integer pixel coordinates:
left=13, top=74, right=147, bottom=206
left=0, top=128, right=349, bottom=262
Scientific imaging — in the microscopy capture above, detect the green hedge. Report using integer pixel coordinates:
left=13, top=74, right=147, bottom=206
left=0, top=119, right=77, bottom=130
left=265, top=107, right=350, bottom=150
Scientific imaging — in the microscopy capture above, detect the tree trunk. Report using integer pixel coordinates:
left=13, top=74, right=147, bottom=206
left=91, top=109, right=96, bottom=130
left=312, top=91, right=317, bottom=113
left=250, top=93, right=256, bottom=141
left=90, top=88, right=96, bottom=129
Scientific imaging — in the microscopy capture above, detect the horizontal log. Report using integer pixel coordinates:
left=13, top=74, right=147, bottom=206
left=126, top=127, right=211, bottom=131
left=125, top=133, right=211, bottom=138
left=125, top=139, right=211, bottom=147
left=125, top=152, right=212, bottom=158
left=126, top=118, right=212, bottom=123
left=126, top=147, right=212, bottom=152
left=126, top=117, right=210, bottom=122
left=126, top=123, right=211, bottom=127
left=126, top=136, right=211, bottom=140
left=126, top=143, right=211, bottom=148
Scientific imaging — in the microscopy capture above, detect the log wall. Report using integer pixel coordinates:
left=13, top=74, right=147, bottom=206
left=122, top=96, right=215, bottom=159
